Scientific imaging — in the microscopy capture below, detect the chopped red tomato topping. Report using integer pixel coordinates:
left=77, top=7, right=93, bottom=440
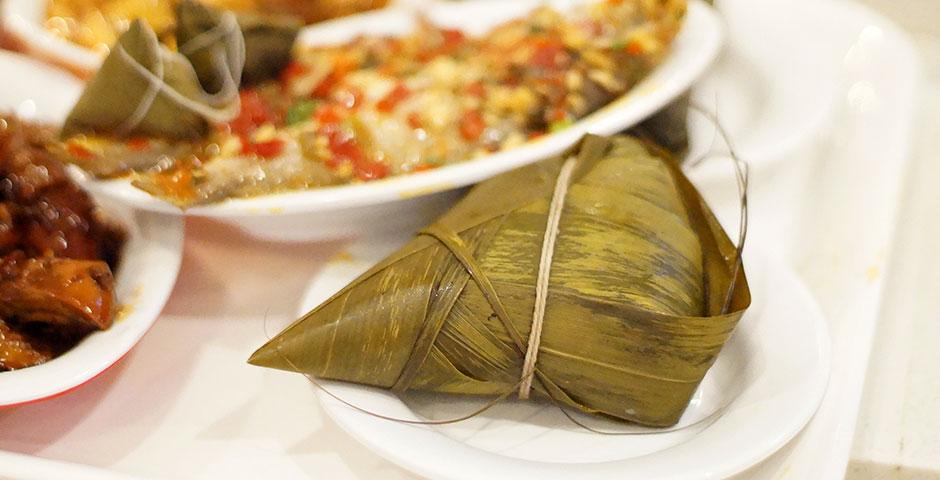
left=377, top=83, right=411, bottom=113
left=127, top=137, right=149, bottom=151
left=323, top=130, right=388, bottom=180
left=407, top=112, right=423, bottom=129
left=315, top=105, right=344, bottom=126
left=242, top=138, right=284, bottom=159
left=529, top=39, right=567, bottom=69
left=465, top=81, right=485, bottom=97
left=312, top=56, right=357, bottom=98
left=66, top=143, right=96, bottom=159
left=326, top=130, right=366, bottom=167
left=625, top=39, right=645, bottom=56
left=312, top=71, right=342, bottom=98
left=419, top=28, right=467, bottom=61
left=459, top=110, right=486, bottom=141
left=355, top=160, right=389, bottom=181
left=229, top=90, right=277, bottom=138
left=441, top=29, right=466, bottom=48
left=280, top=61, right=308, bottom=86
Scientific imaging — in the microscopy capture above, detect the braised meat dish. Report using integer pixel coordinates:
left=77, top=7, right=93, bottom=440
left=0, top=115, right=125, bottom=371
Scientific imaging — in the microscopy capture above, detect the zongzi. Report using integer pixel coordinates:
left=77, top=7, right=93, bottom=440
left=176, top=0, right=301, bottom=90
left=249, top=134, right=750, bottom=428
left=61, top=18, right=242, bottom=141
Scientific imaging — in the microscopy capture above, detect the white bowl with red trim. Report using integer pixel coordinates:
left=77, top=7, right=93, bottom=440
left=0, top=195, right=183, bottom=406
left=0, top=0, right=102, bottom=78
left=0, top=0, right=723, bottom=240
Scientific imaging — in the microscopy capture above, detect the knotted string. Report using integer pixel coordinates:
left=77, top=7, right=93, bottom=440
left=115, top=11, right=244, bottom=135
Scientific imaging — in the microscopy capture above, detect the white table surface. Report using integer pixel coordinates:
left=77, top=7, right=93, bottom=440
left=847, top=1, right=940, bottom=477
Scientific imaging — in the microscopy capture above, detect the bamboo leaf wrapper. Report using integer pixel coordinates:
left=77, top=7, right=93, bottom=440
left=249, top=134, right=751, bottom=427
left=62, top=0, right=298, bottom=141
left=61, top=20, right=219, bottom=140
left=176, top=0, right=300, bottom=89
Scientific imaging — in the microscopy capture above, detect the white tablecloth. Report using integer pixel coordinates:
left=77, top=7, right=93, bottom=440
left=848, top=0, right=940, bottom=478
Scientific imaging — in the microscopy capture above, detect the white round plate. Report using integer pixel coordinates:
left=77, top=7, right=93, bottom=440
left=0, top=1, right=722, bottom=219
left=0, top=202, right=184, bottom=407
left=297, top=242, right=830, bottom=479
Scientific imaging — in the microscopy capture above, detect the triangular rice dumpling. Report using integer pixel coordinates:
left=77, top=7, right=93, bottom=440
left=249, top=134, right=750, bottom=427
left=62, top=17, right=242, bottom=140
left=174, top=0, right=244, bottom=95
left=176, top=0, right=300, bottom=90
left=232, top=11, right=301, bottom=86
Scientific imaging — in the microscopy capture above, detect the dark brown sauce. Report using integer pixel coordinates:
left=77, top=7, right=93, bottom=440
left=0, top=115, right=126, bottom=371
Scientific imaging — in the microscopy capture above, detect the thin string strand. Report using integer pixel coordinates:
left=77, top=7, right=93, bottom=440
left=116, top=46, right=241, bottom=123
left=688, top=102, right=749, bottom=314
left=114, top=13, right=243, bottom=133
left=519, top=156, right=578, bottom=399
left=115, top=30, right=165, bottom=136
left=277, top=341, right=522, bottom=426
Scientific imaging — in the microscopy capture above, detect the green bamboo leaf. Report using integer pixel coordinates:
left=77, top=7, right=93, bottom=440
left=176, top=0, right=300, bottom=89
left=250, top=134, right=750, bottom=427
left=62, top=0, right=299, bottom=141
left=61, top=20, right=215, bottom=140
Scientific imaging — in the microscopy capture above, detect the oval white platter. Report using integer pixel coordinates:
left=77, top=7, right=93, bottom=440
left=296, top=241, right=831, bottom=480
left=0, top=0, right=102, bottom=77
left=0, top=202, right=184, bottom=407
left=0, top=1, right=722, bottom=223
